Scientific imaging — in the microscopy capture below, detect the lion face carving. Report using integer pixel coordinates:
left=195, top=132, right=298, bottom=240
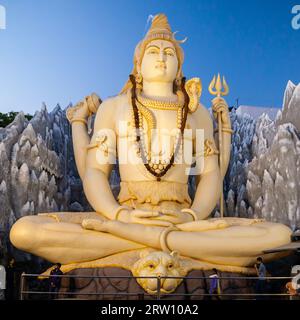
left=132, top=250, right=185, bottom=295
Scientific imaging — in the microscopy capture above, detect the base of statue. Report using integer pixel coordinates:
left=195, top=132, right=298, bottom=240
left=58, top=267, right=255, bottom=300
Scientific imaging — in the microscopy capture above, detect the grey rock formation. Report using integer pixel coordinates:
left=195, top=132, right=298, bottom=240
left=224, top=109, right=256, bottom=217
left=0, top=105, right=92, bottom=263
left=225, top=81, right=300, bottom=230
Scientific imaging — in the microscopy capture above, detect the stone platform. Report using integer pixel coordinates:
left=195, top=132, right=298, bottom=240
left=59, top=268, right=255, bottom=300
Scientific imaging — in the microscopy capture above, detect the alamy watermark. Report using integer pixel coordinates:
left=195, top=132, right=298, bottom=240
left=292, top=5, right=300, bottom=30
left=0, top=4, right=6, bottom=29
left=93, top=122, right=206, bottom=176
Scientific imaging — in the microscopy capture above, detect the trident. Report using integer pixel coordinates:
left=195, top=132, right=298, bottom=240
left=209, top=74, right=229, bottom=218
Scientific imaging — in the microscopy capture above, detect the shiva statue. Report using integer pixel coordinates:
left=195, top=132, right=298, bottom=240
left=10, top=14, right=291, bottom=293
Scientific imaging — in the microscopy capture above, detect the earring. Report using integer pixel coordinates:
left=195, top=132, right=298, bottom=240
left=136, top=72, right=143, bottom=84
left=175, top=77, right=182, bottom=89
left=135, top=72, right=143, bottom=90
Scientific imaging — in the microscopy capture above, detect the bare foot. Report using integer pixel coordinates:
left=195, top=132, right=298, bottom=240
left=82, top=219, right=109, bottom=232
left=177, top=219, right=229, bottom=232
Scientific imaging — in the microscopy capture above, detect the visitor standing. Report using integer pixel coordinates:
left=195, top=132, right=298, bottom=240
left=209, top=268, right=221, bottom=300
left=254, top=257, right=267, bottom=300
left=49, top=263, right=63, bottom=299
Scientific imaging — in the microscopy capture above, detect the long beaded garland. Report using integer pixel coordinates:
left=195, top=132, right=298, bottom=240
left=129, top=74, right=189, bottom=181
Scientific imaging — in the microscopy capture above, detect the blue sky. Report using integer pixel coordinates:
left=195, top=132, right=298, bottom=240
left=0, top=0, right=299, bottom=114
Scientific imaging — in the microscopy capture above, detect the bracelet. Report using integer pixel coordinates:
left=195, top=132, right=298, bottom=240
left=113, top=205, right=131, bottom=220
left=159, top=226, right=179, bottom=253
left=181, top=208, right=198, bottom=221
left=222, top=127, right=234, bottom=134
left=70, top=117, right=88, bottom=125
left=214, top=127, right=234, bottom=134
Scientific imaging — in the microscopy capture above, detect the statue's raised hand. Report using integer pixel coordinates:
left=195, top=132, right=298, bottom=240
left=66, top=93, right=101, bottom=123
left=211, top=97, right=231, bottom=128
left=66, top=99, right=89, bottom=122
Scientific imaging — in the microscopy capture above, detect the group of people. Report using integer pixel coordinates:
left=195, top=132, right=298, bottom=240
left=47, top=258, right=300, bottom=300
left=208, top=257, right=300, bottom=300
left=209, top=257, right=268, bottom=300
left=50, top=257, right=296, bottom=300
left=49, top=258, right=285, bottom=300
left=1, top=257, right=299, bottom=299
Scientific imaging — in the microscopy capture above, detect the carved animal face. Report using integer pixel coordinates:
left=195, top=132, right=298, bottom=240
left=132, top=250, right=185, bottom=295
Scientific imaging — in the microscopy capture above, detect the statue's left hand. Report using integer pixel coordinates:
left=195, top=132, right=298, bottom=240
left=211, top=97, right=231, bottom=128
left=73, top=99, right=90, bottom=119
left=67, top=95, right=98, bottom=122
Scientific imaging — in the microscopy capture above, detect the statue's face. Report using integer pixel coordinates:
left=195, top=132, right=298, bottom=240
left=140, top=39, right=179, bottom=83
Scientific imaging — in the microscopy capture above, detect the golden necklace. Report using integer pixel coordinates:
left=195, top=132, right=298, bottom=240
left=136, top=91, right=184, bottom=110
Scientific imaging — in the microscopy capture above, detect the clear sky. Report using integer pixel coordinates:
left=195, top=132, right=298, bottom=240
left=0, top=0, right=299, bottom=114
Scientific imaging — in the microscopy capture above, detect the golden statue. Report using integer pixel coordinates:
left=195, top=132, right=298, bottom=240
left=10, top=14, right=291, bottom=293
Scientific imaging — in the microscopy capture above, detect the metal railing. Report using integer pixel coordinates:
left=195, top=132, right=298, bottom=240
left=19, top=273, right=298, bottom=300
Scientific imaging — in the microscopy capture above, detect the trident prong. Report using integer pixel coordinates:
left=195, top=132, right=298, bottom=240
left=208, top=73, right=230, bottom=219
left=209, top=73, right=229, bottom=97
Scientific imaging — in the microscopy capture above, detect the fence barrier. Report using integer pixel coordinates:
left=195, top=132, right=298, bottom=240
left=19, top=273, right=298, bottom=300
